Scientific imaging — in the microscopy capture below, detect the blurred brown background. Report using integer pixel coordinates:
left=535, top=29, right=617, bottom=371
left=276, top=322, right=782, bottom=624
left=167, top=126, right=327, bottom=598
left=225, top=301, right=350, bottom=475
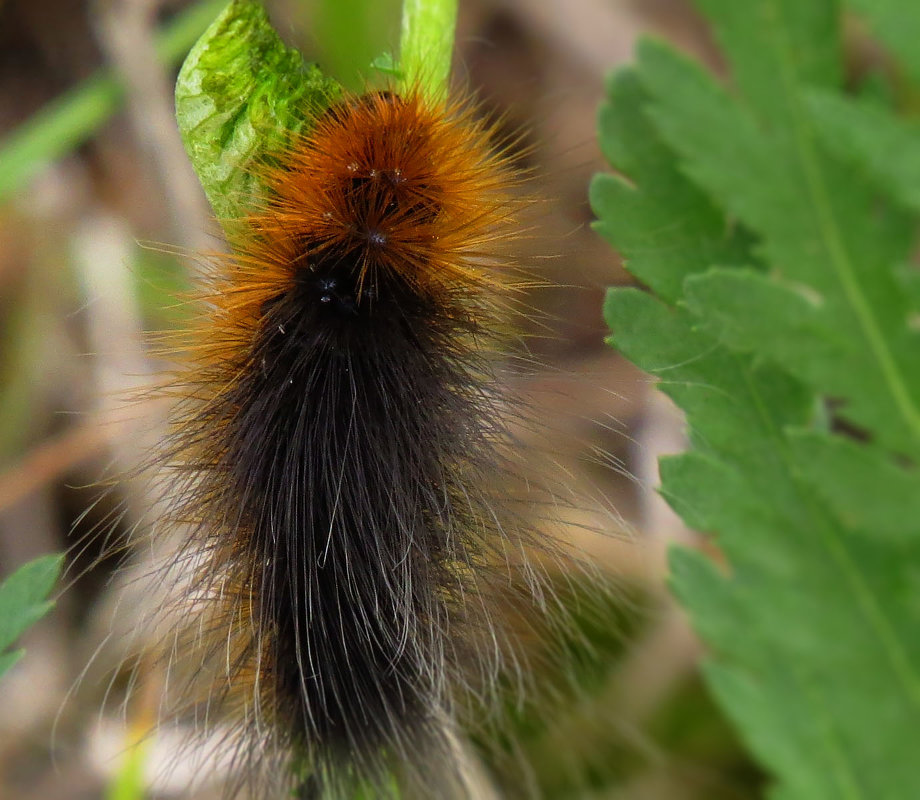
left=0, top=1, right=764, bottom=798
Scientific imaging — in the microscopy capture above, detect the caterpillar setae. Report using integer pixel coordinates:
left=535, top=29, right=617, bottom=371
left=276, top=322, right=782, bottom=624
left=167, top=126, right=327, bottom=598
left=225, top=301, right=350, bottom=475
left=113, top=2, right=580, bottom=798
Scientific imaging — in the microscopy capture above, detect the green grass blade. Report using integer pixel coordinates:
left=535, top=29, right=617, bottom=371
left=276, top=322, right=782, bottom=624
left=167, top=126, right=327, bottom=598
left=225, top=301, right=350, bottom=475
left=0, top=0, right=226, bottom=202
left=0, top=554, right=63, bottom=680
left=805, top=89, right=920, bottom=214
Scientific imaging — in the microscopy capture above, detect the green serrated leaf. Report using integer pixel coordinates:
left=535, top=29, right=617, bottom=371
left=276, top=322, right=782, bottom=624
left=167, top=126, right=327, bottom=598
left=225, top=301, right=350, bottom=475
left=607, top=284, right=920, bottom=798
left=694, top=0, right=841, bottom=117
left=805, top=90, right=920, bottom=214
left=659, top=452, right=765, bottom=538
left=697, top=658, right=847, bottom=800
left=0, top=554, right=63, bottom=679
left=683, top=268, right=860, bottom=414
left=590, top=71, right=754, bottom=303
left=637, top=12, right=920, bottom=458
left=788, top=431, right=920, bottom=540
left=175, top=0, right=342, bottom=223
left=596, top=3, right=920, bottom=795
left=604, top=287, right=813, bottom=468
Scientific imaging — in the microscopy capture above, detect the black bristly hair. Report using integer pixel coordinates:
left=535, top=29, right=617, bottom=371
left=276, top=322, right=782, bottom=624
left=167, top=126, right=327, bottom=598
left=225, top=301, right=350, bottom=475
left=143, top=88, right=552, bottom=798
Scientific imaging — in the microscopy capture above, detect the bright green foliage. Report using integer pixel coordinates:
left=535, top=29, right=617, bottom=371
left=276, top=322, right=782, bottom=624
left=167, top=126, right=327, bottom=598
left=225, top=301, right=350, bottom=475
left=593, top=0, right=920, bottom=797
left=0, top=554, right=63, bottom=679
left=175, top=0, right=342, bottom=223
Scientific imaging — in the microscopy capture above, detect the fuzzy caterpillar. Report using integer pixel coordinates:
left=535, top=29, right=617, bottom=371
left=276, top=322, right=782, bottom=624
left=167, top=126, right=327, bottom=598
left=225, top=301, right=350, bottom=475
left=132, top=71, right=562, bottom=798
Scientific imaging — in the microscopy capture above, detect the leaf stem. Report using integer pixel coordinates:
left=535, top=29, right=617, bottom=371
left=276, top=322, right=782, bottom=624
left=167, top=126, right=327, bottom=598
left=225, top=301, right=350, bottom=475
left=398, top=0, right=457, bottom=99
